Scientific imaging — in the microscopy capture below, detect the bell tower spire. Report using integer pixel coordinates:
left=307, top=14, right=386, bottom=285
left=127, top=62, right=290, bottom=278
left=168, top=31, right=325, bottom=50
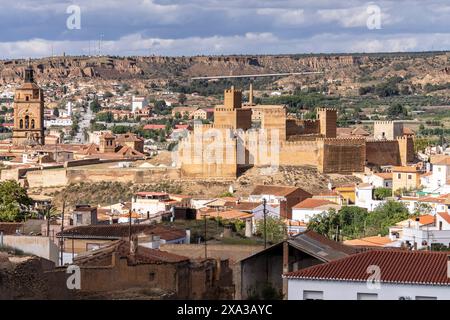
left=24, top=59, right=34, bottom=83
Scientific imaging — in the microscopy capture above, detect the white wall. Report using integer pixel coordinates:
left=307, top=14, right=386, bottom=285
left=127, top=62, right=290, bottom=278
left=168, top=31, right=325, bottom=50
left=1, top=235, right=60, bottom=265
left=287, top=279, right=450, bottom=300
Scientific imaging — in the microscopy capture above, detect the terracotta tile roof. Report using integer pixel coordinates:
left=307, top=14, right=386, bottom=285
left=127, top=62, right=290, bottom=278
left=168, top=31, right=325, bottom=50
left=374, top=172, right=393, bottom=180
left=344, top=236, right=394, bottom=247
left=437, top=212, right=450, bottom=224
left=74, top=240, right=189, bottom=266
left=136, top=191, right=168, bottom=197
left=284, top=250, right=450, bottom=285
left=251, top=185, right=304, bottom=197
left=57, top=224, right=186, bottom=241
left=223, top=201, right=261, bottom=211
left=403, top=127, right=415, bottom=135
left=418, top=215, right=436, bottom=225
left=143, top=124, right=166, bottom=130
left=199, top=210, right=253, bottom=220
left=293, top=198, right=336, bottom=209
left=433, top=157, right=450, bottom=166
left=0, top=223, right=23, bottom=235
left=393, top=166, right=421, bottom=173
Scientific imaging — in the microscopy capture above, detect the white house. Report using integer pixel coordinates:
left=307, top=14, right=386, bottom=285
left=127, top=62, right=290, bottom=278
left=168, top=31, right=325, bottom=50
left=131, top=192, right=190, bottom=219
left=355, top=183, right=385, bottom=211
left=362, top=172, right=393, bottom=188
left=422, top=157, right=450, bottom=195
left=285, top=250, right=450, bottom=300
left=394, top=212, right=450, bottom=250
left=131, top=96, right=148, bottom=113
left=399, top=194, right=449, bottom=215
left=291, top=198, right=341, bottom=223
left=44, top=116, right=73, bottom=127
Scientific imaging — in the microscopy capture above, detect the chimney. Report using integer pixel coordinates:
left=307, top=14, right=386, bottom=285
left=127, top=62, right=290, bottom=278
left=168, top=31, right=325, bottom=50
left=447, top=256, right=450, bottom=279
left=130, top=234, right=138, bottom=256
left=249, top=83, right=254, bottom=106
left=185, top=229, right=191, bottom=244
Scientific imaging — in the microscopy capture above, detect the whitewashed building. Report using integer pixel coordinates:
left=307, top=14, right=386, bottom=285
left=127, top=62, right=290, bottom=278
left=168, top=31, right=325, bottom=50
left=285, top=250, right=450, bottom=300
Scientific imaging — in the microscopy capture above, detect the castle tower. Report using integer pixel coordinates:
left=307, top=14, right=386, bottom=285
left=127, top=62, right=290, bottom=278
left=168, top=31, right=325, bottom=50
left=317, top=108, right=337, bottom=138
left=12, top=63, right=45, bottom=146
left=224, top=86, right=242, bottom=109
left=214, top=87, right=251, bottom=130
left=99, top=133, right=116, bottom=153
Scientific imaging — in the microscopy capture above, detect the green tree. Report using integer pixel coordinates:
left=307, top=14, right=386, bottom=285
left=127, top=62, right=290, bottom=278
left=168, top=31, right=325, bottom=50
left=366, top=201, right=410, bottom=236
left=0, top=180, right=32, bottom=222
left=374, top=187, right=392, bottom=200
left=256, top=217, right=287, bottom=244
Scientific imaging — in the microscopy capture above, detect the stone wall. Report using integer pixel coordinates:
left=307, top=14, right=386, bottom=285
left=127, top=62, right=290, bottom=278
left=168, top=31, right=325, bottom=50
left=366, top=140, right=401, bottom=166
left=318, top=138, right=366, bottom=173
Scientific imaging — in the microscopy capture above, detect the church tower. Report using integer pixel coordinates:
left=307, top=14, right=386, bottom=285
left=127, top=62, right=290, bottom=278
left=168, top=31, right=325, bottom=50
left=12, top=63, right=45, bottom=146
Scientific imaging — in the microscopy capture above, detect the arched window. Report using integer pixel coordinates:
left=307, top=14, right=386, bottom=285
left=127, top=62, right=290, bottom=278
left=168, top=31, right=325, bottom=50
left=19, top=119, right=23, bottom=129
left=31, top=119, right=35, bottom=129
left=25, top=116, right=29, bottom=129
left=25, top=96, right=29, bottom=101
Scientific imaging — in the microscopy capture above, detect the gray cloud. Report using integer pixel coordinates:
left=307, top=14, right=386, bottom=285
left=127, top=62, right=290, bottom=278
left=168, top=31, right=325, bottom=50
left=0, top=0, right=449, bottom=58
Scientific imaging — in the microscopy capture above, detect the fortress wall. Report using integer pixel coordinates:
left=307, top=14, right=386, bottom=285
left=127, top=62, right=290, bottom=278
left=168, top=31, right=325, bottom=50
left=365, top=140, right=401, bottom=166
left=286, top=119, right=320, bottom=136
left=319, top=139, right=366, bottom=173
left=67, top=168, right=180, bottom=184
left=26, top=168, right=68, bottom=188
left=278, top=140, right=320, bottom=166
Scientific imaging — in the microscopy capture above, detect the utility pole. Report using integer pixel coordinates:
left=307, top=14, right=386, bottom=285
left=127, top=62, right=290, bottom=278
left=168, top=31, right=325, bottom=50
left=60, top=201, right=65, bottom=266
left=128, top=209, right=132, bottom=243
left=263, top=198, right=267, bottom=249
left=202, top=214, right=209, bottom=259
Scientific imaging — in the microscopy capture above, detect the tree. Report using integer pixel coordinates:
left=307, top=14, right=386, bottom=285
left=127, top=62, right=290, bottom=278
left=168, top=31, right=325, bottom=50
left=366, top=201, right=410, bottom=236
left=256, top=217, right=287, bottom=244
left=0, top=180, right=32, bottom=222
left=374, top=187, right=392, bottom=200
left=178, top=93, right=187, bottom=105
left=90, top=99, right=101, bottom=113
left=386, top=103, right=408, bottom=119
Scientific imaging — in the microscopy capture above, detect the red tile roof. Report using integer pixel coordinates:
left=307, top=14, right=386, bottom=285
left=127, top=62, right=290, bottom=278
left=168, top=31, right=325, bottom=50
left=57, top=224, right=186, bottom=241
left=284, top=250, right=450, bottom=285
left=74, top=240, right=189, bottom=266
left=437, top=212, right=450, bottom=224
left=143, top=124, right=166, bottom=130
left=293, top=198, right=336, bottom=209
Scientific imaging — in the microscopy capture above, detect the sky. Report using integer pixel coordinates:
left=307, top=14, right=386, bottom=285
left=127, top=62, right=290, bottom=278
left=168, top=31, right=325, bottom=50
left=1, top=0, right=450, bottom=58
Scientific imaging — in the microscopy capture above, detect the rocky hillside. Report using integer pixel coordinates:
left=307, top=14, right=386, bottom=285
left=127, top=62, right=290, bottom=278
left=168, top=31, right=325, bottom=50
left=1, top=52, right=449, bottom=94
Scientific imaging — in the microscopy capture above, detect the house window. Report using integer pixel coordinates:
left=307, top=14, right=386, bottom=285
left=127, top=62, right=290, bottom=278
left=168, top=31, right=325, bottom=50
left=76, top=213, right=83, bottom=224
left=415, top=296, right=437, bottom=300
left=397, top=174, right=401, bottom=179
left=408, top=174, right=412, bottom=180
left=19, top=119, right=23, bottom=129
left=357, top=293, right=378, bottom=300
left=303, top=290, right=323, bottom=300
left=439, top=221, right=443, bottom=230
left=25, top=96, right=29, bottom=101
left=149, top=272, right=155, bottom=281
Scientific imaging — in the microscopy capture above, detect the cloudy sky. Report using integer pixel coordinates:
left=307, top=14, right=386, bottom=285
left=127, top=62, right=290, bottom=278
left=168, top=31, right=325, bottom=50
left=1, top=0, right=450, bottom=58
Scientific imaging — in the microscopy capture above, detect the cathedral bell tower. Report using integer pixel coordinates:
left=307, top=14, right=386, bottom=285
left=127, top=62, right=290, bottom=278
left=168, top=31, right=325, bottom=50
left=12, top=62, right=45, bottom=146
